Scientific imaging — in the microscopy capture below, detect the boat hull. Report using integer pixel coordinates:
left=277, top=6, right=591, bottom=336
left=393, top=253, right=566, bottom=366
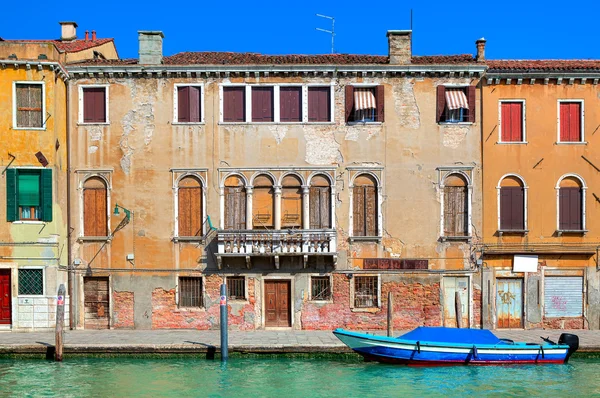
left=333, top=329, right=569, bottom=366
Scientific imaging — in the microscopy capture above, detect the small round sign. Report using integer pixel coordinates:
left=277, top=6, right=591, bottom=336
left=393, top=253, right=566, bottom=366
left=220, top=295, right=226, bottom=305
left=57, top=295, right=64, bottom=305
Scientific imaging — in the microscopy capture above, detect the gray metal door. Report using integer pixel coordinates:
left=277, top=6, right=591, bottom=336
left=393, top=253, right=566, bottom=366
left=544, top=276, right=583, bottom=317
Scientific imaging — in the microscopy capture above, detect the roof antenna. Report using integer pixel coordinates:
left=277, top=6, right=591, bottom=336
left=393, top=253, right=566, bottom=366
left=316, top=14, right=335, bottom=54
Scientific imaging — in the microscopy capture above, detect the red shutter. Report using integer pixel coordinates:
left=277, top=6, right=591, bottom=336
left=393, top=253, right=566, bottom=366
left=189, top=86, right=201, bottom=123
left=375, top=85, right=385, bottom=122
left=252, top=87, right=273, bottom=122
left=436, top=85, right=446, bottom=123
left=223, top=87, right=245, bottom=122
left=560, top=102, right=581, bottom=142
left=467, top=86, right=476, bottom=123
left=178, top=86, right=190, bottom=122
left=308, top=87, right=330, bottom=122
left=501, top=102, right=523, bottom=142
left=560, top=103, right=570, bottom=141
left=345, top=85, right=354, bottom=123
left=501, top=103, right=511, bottom=142
left=280, top=87, right=301, bottom=122
left=84, top=88, right=106, bottom=123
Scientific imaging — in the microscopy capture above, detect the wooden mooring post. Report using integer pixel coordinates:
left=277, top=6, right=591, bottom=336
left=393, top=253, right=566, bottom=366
left=455, top=291, right=463, bottom=329
left=387, top=291, right=393, bottom=337
left=55, top=284, right=66, bottom=361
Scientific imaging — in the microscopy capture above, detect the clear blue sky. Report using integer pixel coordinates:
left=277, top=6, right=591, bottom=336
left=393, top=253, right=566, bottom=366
left=3, top=0, right=600, bottom=60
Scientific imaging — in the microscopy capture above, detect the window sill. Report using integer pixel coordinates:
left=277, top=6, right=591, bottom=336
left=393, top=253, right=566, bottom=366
left=497, top=141, right=528, bottom=145
left=349, top=236, right=382, bottom=243
left=309, top=299, right=334, bottom=304
left=438, top=122, right=474, bottom=126
left=11, top=221, right=46, bottom=225
left=351, top=307, right=380, bottom=313
left=219, top=122, right=335, bottom=126
left=557, top=230, right=588, bottom=236
left=12, top=127, right=47, bottom=131
left=497, top=229, right=529, bottom=236
left=78, top=236, right=111, bottom=242
left=347, top=122, right=383, bottom=126
left=77, top=122, right=110, bottom=126
left=440, top=236, right=472, bottom=242
left=171, top=122, right=205, bottom=126
left=174, top=307, right=206, bottom=313
left=173, top=236, right=205, bottom=243
left=556, top=142, right=587, bottom=145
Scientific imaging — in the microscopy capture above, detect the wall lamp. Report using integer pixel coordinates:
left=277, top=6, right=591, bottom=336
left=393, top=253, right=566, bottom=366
left=113, top=203, right=132, bottom=220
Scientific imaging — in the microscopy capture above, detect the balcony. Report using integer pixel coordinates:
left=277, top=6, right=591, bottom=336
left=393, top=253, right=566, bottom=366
left=216, top=229, right=337, bottom=269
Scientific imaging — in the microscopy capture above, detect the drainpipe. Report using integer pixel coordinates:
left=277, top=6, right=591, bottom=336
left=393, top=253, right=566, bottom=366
left=66, top=79, right=73, bottom=330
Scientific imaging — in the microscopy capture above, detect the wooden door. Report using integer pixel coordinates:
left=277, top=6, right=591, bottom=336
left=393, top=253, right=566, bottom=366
left=496, top=278, right=523, bottom=328
left=265, top=280, right=291, bottom=327
left=0, top=270, right=11, bottom=324
left=84, top=277, right=110, bottom=329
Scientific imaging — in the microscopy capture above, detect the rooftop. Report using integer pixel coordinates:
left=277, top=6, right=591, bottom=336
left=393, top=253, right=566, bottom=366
left=0, top=38, right=114, bottom=53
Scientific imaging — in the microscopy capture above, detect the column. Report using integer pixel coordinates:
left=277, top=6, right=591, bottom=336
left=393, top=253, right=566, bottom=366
left=245, top=186, right=253, bottom=230
left=302, top=185, right=310, bottom=229
left=274, top=185, right=282, bottom=230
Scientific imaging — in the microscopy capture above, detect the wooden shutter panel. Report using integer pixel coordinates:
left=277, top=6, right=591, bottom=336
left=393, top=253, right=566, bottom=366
left=5, top=169, right=17, bottom=222
left=223, top=87, right=245, bottom=122
left=501, top=103, right=511, bottom=142
left=83, top=89, right=94, bottom=123
left=444, top=186, right=467, bottom=236
left=436, top=85, right=446, bottom=122
left=96, top=189, right=107, bottom=236
left=365, top=186, right=377, bottom=236
left=178, top=188, right=191, bottom=236
left=511, top=103, right=523, bottom=142
left=224, top=188, right=236, bottom=230
left=570, top=103, right=581, bottom=142
left=40, top=169, right=52, bottom=222
left=570, top=188, right=582, bottom=230
left=280, top=87, right=301, bottom=122
left=320, top=188, right=330, bottom=229
left=83, top=189, right=95, bottom=236
left=559, top=188, right=569, bottom=230
left=500, top=187, right=511, bottom=230
left=511, top=187, right=524, bottom=230
left=177, top=86, right=190, bottom=122
left=252, top=87, right=273, bottom=122
left=309, top=187, right=320, bottom=229
left=375, top=85, right=385, bottom=122
left=561, top=187, right=582, bottom=230
left=189, top=86, right=201, bottom=123
left=353, top=186, right=365, bottom=236
left=190, top=187, right=202, bottom=236
left=467, top=86, right=476, bottom=123
left=345, top=85, right=354, bottom=123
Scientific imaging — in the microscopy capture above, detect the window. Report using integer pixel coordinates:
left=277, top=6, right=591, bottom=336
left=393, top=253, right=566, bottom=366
left=224, top=175, right=247, bottom=230
left=14, top=82, right=44, bottom=129
left=178, top=176, right=203, bottom=237
left=5, top=168, right=52, bottom=222
left=309, top=175, right=331, bottom=229
left=83, top=177, right=108, bottom=237
left=352, top=174, right=378, bottom=237
left=500, top=101, right=525, bottom=142
left=436, top=86, right=475, bottom=123
left=345, top=85, right=384, bottom=123
left=280, top=87, right=302, bottom=122
left=308, top=87, right=331, bottom=122
left=175, top=85, right=203, bottom=123
left=227, top=276, right=245, bottom=300
left=281, top=175, right=302, bottom=228
left=559, top=101, right=583, bottom=142
left=311, top=276, right=331, bottom=301
left=80, top=86, right=108, bottom=124
left=499, top=176, right=525, bottom=231
left=558, top=177, right=584, bottom=231
left=443, top=175, right=468, bottom=237
left=18, top=269, right=43, bottom=295
left=251, top=86, right=274, bottom=122
left=223, top=86, right=246, bottom=122
left=354, top=276, right=378, bottom=308
left=179, top=277, right=203, bottom=308
left=252, top=175, right=275, bottom=229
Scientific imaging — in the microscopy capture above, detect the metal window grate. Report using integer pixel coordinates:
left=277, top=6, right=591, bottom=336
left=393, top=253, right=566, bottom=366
left=311, top=276, right=331, bottom=300
left=18, top=269, right=43, bottom=295
left=354, top=276, right=378, bottom=308
left=227, top=277, right=245, bottom=300
left=179, top=277, right=203, bottom=308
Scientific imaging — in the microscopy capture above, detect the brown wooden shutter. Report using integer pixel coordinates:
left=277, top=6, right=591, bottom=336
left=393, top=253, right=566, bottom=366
left=252, top=87, right=274, bottom=122
left=353, top=186, right=365, bottom=236
left=467, top=86, right=476, bottom=123
left=179, top=187, right=202, bottom=236
left=436, top=85, right=446, bottom=123
left=444, top=186, right=467, bottom=236
left=83, top=88, right=106, bottom=123
left=83, top=89, right=95, bottom=123
left=177, top=86, right=190, bottom=122
left=308, top=87, right=330, bottom=122
left=17, top=84, right=43, bottom=128
left=84, top=188, right=107, bottom=236
left=375, top=85, right=385, bottom=122
left=560, top=187, right=582, bottom=230
left=365, top=186, right=377, bottom=236
left=189, top=86, right=201, bottom=123
left=95, top=189, right=107, bottom=236
left=500, top=187, right=513, bottom=230
left=280, top=87, right=301, bottom=122
left=309, top=187, right=330, bottom=229
left=345, top=85, right=354, bottom=123
left=223, top=87, right=245, bottom=122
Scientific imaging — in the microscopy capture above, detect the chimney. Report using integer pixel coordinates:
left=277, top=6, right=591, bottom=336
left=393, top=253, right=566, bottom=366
left=85, top=31, right=89, bottom=41
left=59, top=21, right=78, bottom=41
left=476, top=38, right=486, bottom=62
left=387, top=30, right=412, bottom=65
left=92, top=30, right=96, bottom=41
left=138, top=31, right=164, bottom=65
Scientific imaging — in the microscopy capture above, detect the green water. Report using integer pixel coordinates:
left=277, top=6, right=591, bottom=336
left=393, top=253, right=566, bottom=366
left=1, top=356, right=599, bottom=397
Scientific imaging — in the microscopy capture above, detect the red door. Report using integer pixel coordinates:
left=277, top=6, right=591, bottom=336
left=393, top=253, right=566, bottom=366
left=0, top=270, right=11, bottom=324
left=265, top=280, right=291, bottom=327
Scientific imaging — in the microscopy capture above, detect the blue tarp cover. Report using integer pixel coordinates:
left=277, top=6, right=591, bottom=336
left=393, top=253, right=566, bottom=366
left=399, top=327, right=502, bottom=345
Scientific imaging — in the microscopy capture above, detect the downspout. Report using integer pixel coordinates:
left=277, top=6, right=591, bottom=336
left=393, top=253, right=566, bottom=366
left=66, top=78, right=73, bottom=330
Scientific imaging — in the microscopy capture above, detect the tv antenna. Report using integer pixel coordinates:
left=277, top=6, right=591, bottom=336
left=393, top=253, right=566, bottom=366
left=316, top=14, right=335, bottom=54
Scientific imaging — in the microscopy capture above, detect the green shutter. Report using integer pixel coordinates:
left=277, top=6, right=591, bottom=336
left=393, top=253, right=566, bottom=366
left=6, top=169, right=17, bottom=222
left=41, top=169, right=52, bottom=222
left=17, top=173, right=41, bottom=206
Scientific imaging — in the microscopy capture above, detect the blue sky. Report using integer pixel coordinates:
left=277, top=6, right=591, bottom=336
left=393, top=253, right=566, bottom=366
left=2, top=0, right=600, bottom=60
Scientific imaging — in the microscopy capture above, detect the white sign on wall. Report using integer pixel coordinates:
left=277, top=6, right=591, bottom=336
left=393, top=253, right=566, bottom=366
left=513, top=255, right=539, bottom=273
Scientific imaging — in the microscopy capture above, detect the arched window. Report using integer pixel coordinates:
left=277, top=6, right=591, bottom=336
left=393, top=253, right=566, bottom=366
left=559, top=177, right=584, bottom=231
left=499, top=176, right=525, bottom=230
left=281, top=175, right=302, bottom=228
left=224, top=175, right=246, bottom=230
left=310, top=175, right=331, bottom=229
left=178, top=176, right=203, bottom=237
left=353, top=174, right=377, bottom=237
left=252, top=175, right=274, bottom=229
left=83, top=177, right=108, bottom=237
left=444, top=174, right=468, bottom=237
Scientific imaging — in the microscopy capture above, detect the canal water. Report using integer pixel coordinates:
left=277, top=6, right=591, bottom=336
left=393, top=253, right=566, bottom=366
left=0, top=356, right=599, bottom=397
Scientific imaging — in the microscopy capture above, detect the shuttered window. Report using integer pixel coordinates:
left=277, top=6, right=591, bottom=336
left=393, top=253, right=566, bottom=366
left=353, top=175, right=377, bottom=237
left=15, top=83, right=43, bottom=128
left=345, top=85, right=384, bottom=123
left=281, top=175, right=302, bottom=228
left=179, top=277, right=203, bottom=308
left=177, top=86, right=202, bottom=123
left=309, top=175, right=331, bottom=229
left=252, top=176, right=274, bottom=229
left=544, top=276, right=583, bottom=317
left=224, top=176, right=246, bottom=230
left=83, top=177, right=108, bottom=237
left=251, top=87, right=274, bottom=122
left=5, top=169, right=52, bottom=222
left=83, top=87, right=107, bottom=123
left=500, top=187, right=525, bottom=230
left=501, top=102, right=524, bottom=142
left=444, top=175, right=468, bottom=237
left=308, top=87, right=331, bottom=122
left=559, top=102, right=582, bottom=142
left=178, top=177, right=203, bottom=237
left=280, top=87, right=302, bottom=122
left=436, top=86, right=476, bottom=123
left=223, top=87, right=245, bottom=122
left=559, top=187, right=583, bottom=231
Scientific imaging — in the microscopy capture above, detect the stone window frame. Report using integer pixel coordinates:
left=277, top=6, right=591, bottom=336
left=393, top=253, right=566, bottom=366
left=225, top=275, right=248, bottom=302
left=347, top=167, right=383, bottom=242
left=556, top=99, right=585, bottom=144
left=349, top=273, right=381, bottom=311
left=12, top=81, right=46, bottom=131
left=171, top=169, right=208, bottom=241
left=437, top=167, right=474, bottom=240
left=172, top=83, right=205, bottom=125
left=17, top=266, right=45, bottom=297
left=308, top=274, right=334, bottom=303
left=75, top=169, right=112, bottom=241
left=176, top=274, right=205, bottom=310
left=496, top=173, right=528, bottom=233
left=218, top=83, right=335, bottom=125
left=497, top=99, right=527, bottom=144
left=555, top=173, right=587, bottom=233
left=78, top=84, right=110, bottom=125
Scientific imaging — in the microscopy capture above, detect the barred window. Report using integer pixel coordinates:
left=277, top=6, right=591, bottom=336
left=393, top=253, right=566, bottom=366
left=311, top=276, right=331, bottom=301
left=18, top=269, right=43, bottom=295
left=354, top=276, right=378, bottom=308
left=227, top=277, right=245, bottom=300
left=179, top=277, right=203, bottom=308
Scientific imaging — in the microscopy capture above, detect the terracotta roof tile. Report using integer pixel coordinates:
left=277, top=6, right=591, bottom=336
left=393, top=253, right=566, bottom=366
left=163, top=52, right=389, bottom=65
left=411, top=54, right=476, bottom=64
left=2, top=38, right=114, bottom=53
left=487, top=60, right=600, bottom=71
left=67, top=58, right=137, bottom=66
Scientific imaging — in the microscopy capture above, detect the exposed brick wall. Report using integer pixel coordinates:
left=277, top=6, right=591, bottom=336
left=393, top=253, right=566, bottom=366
left=151, top=275, right=257, bottom=330
left=113, top=291, right=134, bottom=329
left=543, top=317, right=586, bottom=329
left=301, top=274, right=442, bottom=330
left=472, top=286, right=482, bottom=329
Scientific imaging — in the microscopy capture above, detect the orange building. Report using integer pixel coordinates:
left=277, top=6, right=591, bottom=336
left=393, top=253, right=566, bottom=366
left=481, top=60, right=600, bottom=330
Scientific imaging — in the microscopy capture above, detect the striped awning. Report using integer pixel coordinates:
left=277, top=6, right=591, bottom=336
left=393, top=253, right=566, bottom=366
left=354, top=88, right=376, bottom=111
left=445, top=89, right=469, bottom=110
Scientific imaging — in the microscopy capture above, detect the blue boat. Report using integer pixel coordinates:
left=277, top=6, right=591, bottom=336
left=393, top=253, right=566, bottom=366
left=333, top=327, right=579, bottom=365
